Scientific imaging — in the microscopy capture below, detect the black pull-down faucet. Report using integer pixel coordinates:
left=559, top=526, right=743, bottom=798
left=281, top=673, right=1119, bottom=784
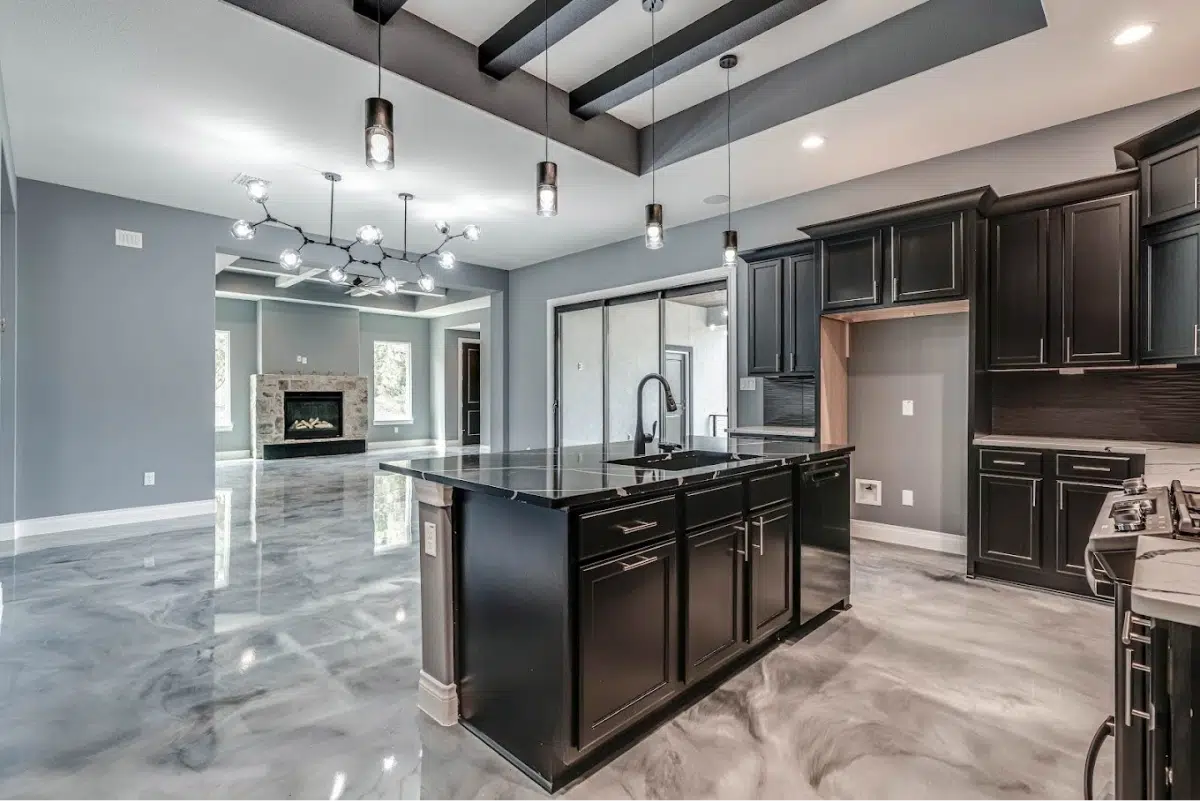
left=634, top=373, right=678, bottom=456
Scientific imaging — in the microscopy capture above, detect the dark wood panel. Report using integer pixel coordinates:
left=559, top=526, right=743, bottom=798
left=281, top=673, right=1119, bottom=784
left=989, top=210, right=1049, bottom=368
left=578, top=496, right=676, bottom=561
left=785, top=252, right=819, bottom=373
left=684, top=522, right=744, bottom=682
left=820, top=231, right=881, bottom=310
left=990, top=370, right=1200, bottom=443
left=978, top=473, right=1041, bottom=568
left=748, top=503, right=793, bottom=641
left=1055, top=480, right=1117, bottom=578
left=1061, top=193, right=1133, bottom=365
left=682, top=482, right=743, bottom=530
left=890, top=213, right=964, bottom=302
left=747, top=259, right=784, bottom=374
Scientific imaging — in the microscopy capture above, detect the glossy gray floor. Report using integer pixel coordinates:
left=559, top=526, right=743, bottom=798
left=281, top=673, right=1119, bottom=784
left=0, top=449, right=1113, bottom=799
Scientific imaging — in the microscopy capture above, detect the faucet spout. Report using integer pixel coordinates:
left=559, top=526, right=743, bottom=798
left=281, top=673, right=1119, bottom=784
left=634, top=373, right=678, bottom=456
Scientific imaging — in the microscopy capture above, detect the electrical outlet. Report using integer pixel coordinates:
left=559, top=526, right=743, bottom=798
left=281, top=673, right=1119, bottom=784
left=739, top=377, right=757, bottom=391
left=393, top=426, right=399, bottom=434
left=301, top=356, right=308, bottom=365
left=902, top=489, right=914, bottom=506
left=855, top=479, right=882, bottom=506
left=115, top=229, right=143, bottom=249
left=902, top=399, right=914, bottom=416
left=296, top=355, right=303, bottom=363
left=423, top=522, right=437, bottom=557
left=143, top=471, right=156, bottom=486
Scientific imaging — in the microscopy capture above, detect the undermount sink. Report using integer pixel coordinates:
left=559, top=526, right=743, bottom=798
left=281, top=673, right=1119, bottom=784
left=607, top=450, right=741, bottom=471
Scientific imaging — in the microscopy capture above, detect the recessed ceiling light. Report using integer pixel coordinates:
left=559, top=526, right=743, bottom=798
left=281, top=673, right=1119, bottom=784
left=1113, top=23, right=1153, bottom=46
left=704, top=194, right=730, bottom=205
left=801, top=134, right=826, bottom=150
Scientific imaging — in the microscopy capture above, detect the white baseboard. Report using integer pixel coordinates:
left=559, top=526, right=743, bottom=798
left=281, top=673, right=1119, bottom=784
left=216, top=449, right=252, bottom=461
left=367, top=439, right=437, bottom=451
left=7, top=499, right=216, bottom=541
left=851, top=519, right=966, bottom=556
left=0, top=522, right=12, bottom=543
left=417, top=670, right=459, bottom=726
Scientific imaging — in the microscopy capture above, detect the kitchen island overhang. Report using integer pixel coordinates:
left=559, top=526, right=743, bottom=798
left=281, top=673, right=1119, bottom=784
left=380, top=436, right=854, bottom=791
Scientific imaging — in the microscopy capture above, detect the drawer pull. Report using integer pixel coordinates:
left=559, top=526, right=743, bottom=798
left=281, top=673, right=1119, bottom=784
left=1072, top=465, right=1111, bottom=473
left=753, top=513, right=789, bottom=527
left=1124, top=648, right=1155, bottom=730
left=614, top=520, right=656, bottom=535
left=992, top=459, right=1026, bottom=466
left=617, top=554, right=657, bottom=572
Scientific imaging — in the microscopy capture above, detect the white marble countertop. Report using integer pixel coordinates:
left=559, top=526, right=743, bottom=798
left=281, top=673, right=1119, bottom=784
left=729, top=425, right=816, bottom=439
left=974, top=434, right=1200, bottom=626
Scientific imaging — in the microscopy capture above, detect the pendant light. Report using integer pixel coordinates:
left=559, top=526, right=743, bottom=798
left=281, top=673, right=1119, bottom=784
left=365, top=1, right=395, bottom=170
left=536, top=0, right=558, bottom=216
left=720, top=54, right=738, bottom=268
left=644, top=0, right=664, bottom=250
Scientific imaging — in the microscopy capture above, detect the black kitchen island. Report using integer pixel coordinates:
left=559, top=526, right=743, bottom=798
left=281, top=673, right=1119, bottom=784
left=380, top=435, right=853, bottom=791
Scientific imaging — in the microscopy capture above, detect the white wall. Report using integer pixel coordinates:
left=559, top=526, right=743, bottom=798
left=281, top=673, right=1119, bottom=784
left=663, top=301, right=728, bottom=436
left=606, top=300, right=661, bottom=443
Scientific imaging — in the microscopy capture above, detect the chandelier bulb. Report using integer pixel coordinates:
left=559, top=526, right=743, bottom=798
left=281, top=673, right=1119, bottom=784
left=438, top=251, right=456, bottom=270
left=418, top=274, right=436, bottom=293
left=464, top=224, right=481, bottom=241
left=382, top=275, right=399, bottom=294
left=356, top=224, right=383, bottom=246
left=434, top=220, right=450, bottom=236
left=245, top=180, right=269, bottom=203
left=279, top=248, right=303, bottom=271
left=230, top=219, right=255, bottom=241
left=328, top=265, right=347, bottom=283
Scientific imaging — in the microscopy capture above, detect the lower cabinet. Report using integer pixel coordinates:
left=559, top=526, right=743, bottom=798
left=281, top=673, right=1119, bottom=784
left=978, top=473, right=1042, bottom=568
left=748, top=503, right=794, bottom=641
left=684, top=521, right=744, bottom=682
left=577, top=538, right=679, bottom=749
left=1055, top=480, right=1119, bottom=578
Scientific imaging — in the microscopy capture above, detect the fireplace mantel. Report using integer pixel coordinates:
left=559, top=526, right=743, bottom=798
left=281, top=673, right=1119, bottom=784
left=251, top=374, right=369, bottom=459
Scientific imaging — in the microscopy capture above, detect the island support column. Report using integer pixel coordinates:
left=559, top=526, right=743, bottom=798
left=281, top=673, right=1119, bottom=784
left=415, top=479, right=459, bottom=725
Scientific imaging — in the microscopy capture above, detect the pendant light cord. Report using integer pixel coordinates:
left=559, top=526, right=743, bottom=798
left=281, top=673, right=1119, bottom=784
left=726, top=65, right=731, bottom=230
left=328, top=178, right=335, bottom=243
left=544, top=0, right=550, bottom=162
left=650, top=8, right=656, bottom=203
left=376, top=0, right=382, bottom=97
left=403, top=194, right=409, bottom=256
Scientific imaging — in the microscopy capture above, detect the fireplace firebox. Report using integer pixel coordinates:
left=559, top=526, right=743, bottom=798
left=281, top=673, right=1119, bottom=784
left=283, top=391, right=343, bottom=440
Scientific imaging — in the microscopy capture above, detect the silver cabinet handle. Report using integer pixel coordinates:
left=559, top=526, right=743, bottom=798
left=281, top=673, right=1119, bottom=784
left=872, top=277, right=878, bottom=301
left=1194, top=324, right=1198, bottom=357
left=1066, top=335, right=1072, bottom=361
left=753, top=513, right=789, bottom=527
left=1124, top=647, right=1155, bottom=729
left=1121, top=610, right=1154, bottom=645
left=775, top=353, right=781, bottom=371
left=992, top=459, right=1025, bottom=467
left=1030, top=478, right=1040, bottom=507
left=892, top=275, right=899, bottom=301
left=1039, top=337, right=1044, bottom=364
left=617, top=554, right=657, bottom=571
left=615, top=520, right=655, bottom=534
left=789, top=352, right=796, bottom=372
left=1072, top=465, right=1111, bottom=473
left=1058, top=480, right=1064, bottom=511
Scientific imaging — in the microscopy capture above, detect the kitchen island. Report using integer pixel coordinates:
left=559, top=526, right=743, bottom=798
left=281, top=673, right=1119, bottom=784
left=380, top=435, right=853, bottom=791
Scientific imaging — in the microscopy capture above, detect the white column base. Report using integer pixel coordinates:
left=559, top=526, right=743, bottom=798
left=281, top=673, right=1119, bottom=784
left=417, top=670, right=459, bottom=726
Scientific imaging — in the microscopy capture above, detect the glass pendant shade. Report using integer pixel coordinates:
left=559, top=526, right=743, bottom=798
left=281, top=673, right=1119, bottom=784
left=537, top=161, right=559, bottom=217
left=328, top=265, right=347, bottom=283
left=722, top=230, right=738, bottom=267
left=433, top=220, right=450, bottom=235
left=279, top=248, right=303, bottom=270
left=365, top=97, right=395, bottom=171
left=230, top=219, right=255, bottom=240
left=418, top=274, right=436, bottom=293
left=438, top=251, right=456, bottom=270
left=382, top=275, right=399, bottom=294
left=245, top=180, right=269, bottom=203
left=356, top=224, right=383, bottom=246
left=645, top=203, right=664, bottom=250
left=464, top=224, right=481, bottom=241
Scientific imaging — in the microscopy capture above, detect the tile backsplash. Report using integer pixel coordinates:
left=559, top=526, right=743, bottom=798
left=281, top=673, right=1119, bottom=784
left=762, top=376, right=816, bottom=427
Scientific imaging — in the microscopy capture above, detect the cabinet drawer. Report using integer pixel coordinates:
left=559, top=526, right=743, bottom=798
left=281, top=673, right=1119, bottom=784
left=578, top=496, right=677, bottom=561
left=1055, top=453, right=1132, bottom=482
left=748, top=471, right=791, bottom=511
left=978, top=449, right=1042, bottom=476
left=683, top=482, right=743, bottom=530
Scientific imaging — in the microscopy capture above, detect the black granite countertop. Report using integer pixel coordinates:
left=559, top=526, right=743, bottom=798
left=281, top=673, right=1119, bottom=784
left=379, top=436, right=854, bottom=508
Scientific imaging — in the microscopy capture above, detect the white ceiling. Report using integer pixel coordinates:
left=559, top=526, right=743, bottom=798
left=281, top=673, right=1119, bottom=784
left=2, top=0, right=1200, bottom=272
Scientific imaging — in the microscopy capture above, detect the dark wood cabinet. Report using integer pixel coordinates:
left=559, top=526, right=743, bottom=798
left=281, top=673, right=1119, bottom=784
left=784, top=252, right=818, bottom=374
left=821, top=231, right=882, bottom=310
left=989, top=210, right=1049, bottom=368
left=1055, top=480, right=1117, bottom=578
left=577, top=538, right=678, bottom=748
left=1141, top=136, right=1200, bottom=227
left=747, top=503, right=793, bottom=641
left=1062, top=194, right=1134, bottom=364
left=747, top=259, right=784, bottom=374
left=684, top=522, right=744, bottom=682
left=977, top=473, right=1041, bottom=568
left=1141, top=222, right=1200, bottom=363
left=890, top=213, right=964, bottom=303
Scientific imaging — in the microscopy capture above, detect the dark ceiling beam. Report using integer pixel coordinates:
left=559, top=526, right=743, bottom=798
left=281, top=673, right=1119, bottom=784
left=570, top=0, right=831, bottom=120
left=352, top=0, right=409, bottom=26
left=479, top=0, right=620, bottom=80
left=222, top=0, right=639, bottom=174
left=638, top=0, right=1047, bottom=173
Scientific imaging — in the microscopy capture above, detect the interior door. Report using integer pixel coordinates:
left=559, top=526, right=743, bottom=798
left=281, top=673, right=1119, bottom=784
left=460, top=340, right=481, bottom=446
left=662, top=349, right=689, bottom=445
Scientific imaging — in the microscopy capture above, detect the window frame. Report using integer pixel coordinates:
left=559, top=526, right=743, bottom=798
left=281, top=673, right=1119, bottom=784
left=372, top=340, right=414, bottom=425
left=215, top=329, right=233, bottom=432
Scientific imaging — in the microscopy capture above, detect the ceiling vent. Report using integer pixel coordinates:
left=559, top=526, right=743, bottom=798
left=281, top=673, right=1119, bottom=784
left=232, top=173, right=269, bottom=188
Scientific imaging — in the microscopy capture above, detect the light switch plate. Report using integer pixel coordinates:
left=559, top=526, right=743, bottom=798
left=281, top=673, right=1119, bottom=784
left=902, top=489, right=914, bottom=507
left=143, top=471, right=156, bottom=486
left=902, top=399, right=914, bottom=416
left=423, top=521, right=437, bottom=557
left=739, top=377, right=757, bottom=391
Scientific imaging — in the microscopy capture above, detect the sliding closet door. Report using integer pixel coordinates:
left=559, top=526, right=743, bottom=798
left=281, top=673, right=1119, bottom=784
left=606, top=297, right=661, bottom=445
left=556, top=305, right=604, bottom=447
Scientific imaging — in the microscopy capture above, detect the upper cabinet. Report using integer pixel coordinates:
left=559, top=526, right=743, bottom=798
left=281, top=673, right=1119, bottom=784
left=820, top=231, right=881, bottom=310
left=1140, top=136, right=1200, bottom=227
left=744, top=243, right=818, bottom=376
left=785, top=252, right=819, bottom=374
left=1141, top=222, right=1200, bottom=363
left=1062, top=193, right=1134, bottom=365
left=989, top=210, right=1049, bottom=368
left=890, top=213, right=965, bottom=303
left=747, top=259, right=784, bottom=374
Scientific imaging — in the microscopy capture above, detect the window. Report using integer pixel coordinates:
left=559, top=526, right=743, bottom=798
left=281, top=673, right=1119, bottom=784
left=215, top=330, right=232, bottom=431
left=373, top=474, right=413, bottom=554
left=373, top=341, right=412, bottom=423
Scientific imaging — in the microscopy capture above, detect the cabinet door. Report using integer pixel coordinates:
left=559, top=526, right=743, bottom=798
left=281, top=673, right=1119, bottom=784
left=821, top=231, right=882, bottom=311
left=1062, top=193, right=1134, bottom=365
left=1055, top=481, right=1118, bottom=578
left=747, top=259, right=784, bottom=374
left=747, top=503, right=793, bottom=641
left=577, top=538, right=678, bottom=748
left=684, top=522, right=744, bottom=683
left=978, top=473, right=1041, bottom=568
left=890, top=213, right=964, bottom=303
left=1142, top=137, right=1200, bottom=226
left=989, top=211, right=1049, bottom=368
left=1142, top=223, right=1200, bottom=362
left=784, top=252, right=818, bottom=374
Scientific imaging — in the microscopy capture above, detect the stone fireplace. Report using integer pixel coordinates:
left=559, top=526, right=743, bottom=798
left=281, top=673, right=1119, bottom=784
left=252, top=374, right=369, bottom=459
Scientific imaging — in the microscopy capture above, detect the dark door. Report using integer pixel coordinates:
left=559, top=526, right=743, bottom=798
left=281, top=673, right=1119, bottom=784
left=1141, top=136, right=1200, bottom=226
left=889, top=213, right=964, bottom=303
left=821, top=230, right=882, bottom=311
left=1142, top=222, right=1200, bottom=362
left=1055, top=481, right=1118, bottom=579
left=747, top=503, right=793, bottom=641
left=1062, top=193, right=1134, bottom=365
left=989, top=210, right=1049, bottom=368
left=684, top=521, right=744, bottom=683
left=460, top=340, right=482, bottom=445
left=977, top=473, right=1041, bottom=568
left=747, top=259, right=783, bottom=374
left=783, top=252, right=818, bottom=374
left=577, top=538, right=678, bottom=748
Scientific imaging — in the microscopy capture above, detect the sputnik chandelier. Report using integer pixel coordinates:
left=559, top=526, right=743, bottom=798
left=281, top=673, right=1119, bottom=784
left=230, top=172, right=479, bottom=294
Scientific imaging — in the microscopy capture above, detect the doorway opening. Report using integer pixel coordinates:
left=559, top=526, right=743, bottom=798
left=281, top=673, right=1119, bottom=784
left=459, top=338, right=481, bottom=446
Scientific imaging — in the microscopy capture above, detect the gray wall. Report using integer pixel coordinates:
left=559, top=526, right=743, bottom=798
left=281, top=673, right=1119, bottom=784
left=430, top=306, right=490, bottom=444
left=215, top=298, right=257, bottom=454
left=506, top=87, right=1200, bottom=449
left=360, top=312, right=432, bottom=442
left=259, top=300, right=360, bottom=375
left=443, top=329, right=478, bottom=442
left=0, top=61, right=15, bottom=535
left=849, top=314, right=969, bottom=535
